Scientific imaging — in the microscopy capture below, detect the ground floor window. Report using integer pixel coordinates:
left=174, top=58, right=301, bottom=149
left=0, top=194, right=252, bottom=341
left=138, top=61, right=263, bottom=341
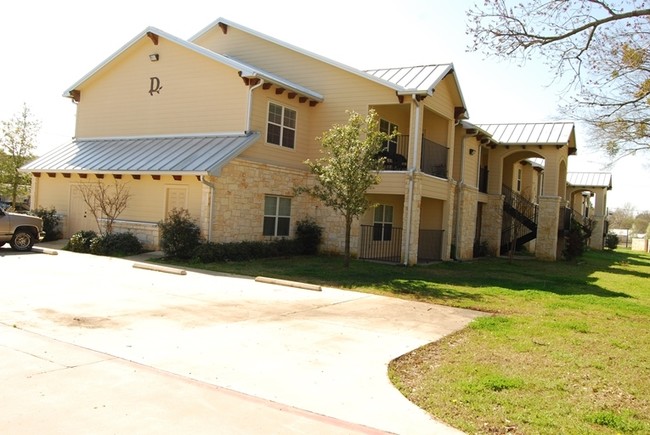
left=373, top=204, right=393, bottom=241
left=263, top=195, right=291, bottom=236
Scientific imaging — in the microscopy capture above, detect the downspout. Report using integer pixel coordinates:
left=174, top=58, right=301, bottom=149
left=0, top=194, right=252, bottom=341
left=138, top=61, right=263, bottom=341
left=246, top=77, right=264, bottom=133
left=200, top=175, right=215, bottom=242
left=454, top=130, right=478, bottom=261
left=404, top=94, right=422, bottom=266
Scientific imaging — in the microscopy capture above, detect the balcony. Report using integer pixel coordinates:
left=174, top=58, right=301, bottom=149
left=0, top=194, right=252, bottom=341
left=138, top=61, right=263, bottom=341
left=380, top=135, right=448, bottom=178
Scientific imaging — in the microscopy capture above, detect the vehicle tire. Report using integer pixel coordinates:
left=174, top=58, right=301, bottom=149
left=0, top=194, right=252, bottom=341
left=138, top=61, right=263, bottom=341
left=10, top=230, right=35, bottom=252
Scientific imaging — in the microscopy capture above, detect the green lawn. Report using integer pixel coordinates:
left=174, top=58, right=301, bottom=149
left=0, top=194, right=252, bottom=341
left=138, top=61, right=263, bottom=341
left=157, top=249, right=650, bottom=434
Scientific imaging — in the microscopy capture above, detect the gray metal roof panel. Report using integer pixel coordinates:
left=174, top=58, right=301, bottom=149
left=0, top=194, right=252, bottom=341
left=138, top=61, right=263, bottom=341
left=21, top=133, right=260, bottom=176
left=567, top=172, right=613, bottom=189
left=364, top=64, right=454, bottom=94
left=477, top=122, right=575, bottom=145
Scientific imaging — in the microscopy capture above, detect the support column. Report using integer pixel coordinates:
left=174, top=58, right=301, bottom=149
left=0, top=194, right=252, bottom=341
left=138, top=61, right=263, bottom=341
left=402, top=173, right=422, bottom=265
left=457, top=186, right=478, bottom=260
left=590, top=187, right=608, bottom=250
left=483, top=194, right=504, bottom=256
left=536, top=196, right=562, bottom=260
left=199, top=177, right=215, bottom=242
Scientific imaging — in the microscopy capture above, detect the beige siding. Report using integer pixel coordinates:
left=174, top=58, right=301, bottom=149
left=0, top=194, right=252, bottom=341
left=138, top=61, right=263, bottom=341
left=423, top=76, right=457, bottom=120
left=420, top=198, right=445, bottom=229
left=362, top=195, right=405, bottom=227
left=196, top=26, right=402, bottom=163
left=75, top=38, right=248, bottom=138
left=420, top=176, right=451, bottom=200
left=369, top=172, right=408, bottom=195
left=33, top=173, right=202, bottom=237
left=240, top=92, right=312, bottom=170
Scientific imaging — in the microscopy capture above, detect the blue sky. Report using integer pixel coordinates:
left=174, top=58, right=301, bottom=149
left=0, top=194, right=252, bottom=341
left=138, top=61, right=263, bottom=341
left=2, top=0, right=647, bottom=211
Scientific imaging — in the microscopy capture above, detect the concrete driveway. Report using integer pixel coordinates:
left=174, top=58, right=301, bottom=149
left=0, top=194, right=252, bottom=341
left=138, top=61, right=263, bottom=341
left=0, top=245, right=483, bottom=434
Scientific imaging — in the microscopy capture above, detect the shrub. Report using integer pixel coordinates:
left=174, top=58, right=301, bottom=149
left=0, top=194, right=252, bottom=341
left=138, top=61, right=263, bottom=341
left=563, top=218, right=592, bottom=260
left=90, top=232, right=143, bottom=257
left=158, top=208, right=201, bottom=259
left=65, top=230, right=98, bottom=253
left=295, top=218, right=323, bottom=255
left=191, top=238, right=299, bottom=263
left=32, top=207, right=62, bottom=241
left=605, top=232, right=619, bottom=250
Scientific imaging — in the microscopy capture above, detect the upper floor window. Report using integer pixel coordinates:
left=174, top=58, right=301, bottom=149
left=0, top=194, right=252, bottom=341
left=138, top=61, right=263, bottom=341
left=380, top=119, right=399, bottom=154
left=516, top=168, right=522, bottom=192
left=267, top=102, right=296, bottom=149
left=263, top=195, right=291, bottom=237
left=373, top=204, right=394, bottom=241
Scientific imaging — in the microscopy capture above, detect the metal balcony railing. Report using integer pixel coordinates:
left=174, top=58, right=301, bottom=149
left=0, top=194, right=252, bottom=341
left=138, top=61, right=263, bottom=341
left=379, top=135, right=448, bottom=178
left=359, top=225, right=402, bottom=263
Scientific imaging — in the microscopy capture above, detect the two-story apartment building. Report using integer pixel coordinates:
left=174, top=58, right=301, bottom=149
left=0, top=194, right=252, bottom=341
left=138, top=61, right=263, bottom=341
left=22, top=18, right=606, bottom=263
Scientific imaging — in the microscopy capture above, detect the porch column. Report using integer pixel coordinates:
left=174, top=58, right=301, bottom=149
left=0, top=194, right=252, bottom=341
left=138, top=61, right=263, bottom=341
left=402, top=172, right=422, bottom=265
left=536, top=196, right=562, bottom=260
left=457, top=186, right=478, bottom=260
left=590, top=187, right=608, bottom=250
left=199, top=177, right=215, bottom=242
left=483, top=194, right=504, bottom=256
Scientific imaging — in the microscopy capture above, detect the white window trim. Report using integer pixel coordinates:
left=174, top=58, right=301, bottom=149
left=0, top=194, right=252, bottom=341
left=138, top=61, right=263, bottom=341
left=263, top=195, right=292, bottom=237
left=266, top=101, right=298, bottom=150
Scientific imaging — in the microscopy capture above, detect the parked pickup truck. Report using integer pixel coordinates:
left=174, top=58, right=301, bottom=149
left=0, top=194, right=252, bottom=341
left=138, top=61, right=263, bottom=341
left=0, top=208, right=45, bottom=251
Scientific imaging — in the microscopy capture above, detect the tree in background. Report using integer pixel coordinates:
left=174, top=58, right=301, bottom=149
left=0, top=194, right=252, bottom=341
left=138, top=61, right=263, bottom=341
left=0, top=104, right=39, bottom=206
left=467, top=1, right=650, bottom=162
left=296, top=110, right=395, bottom=267
left=608, top=203, right=636, bottom=229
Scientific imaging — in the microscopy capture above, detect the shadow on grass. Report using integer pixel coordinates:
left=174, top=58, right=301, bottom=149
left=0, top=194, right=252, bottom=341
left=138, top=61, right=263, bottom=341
left=156, top=249, right=649, bottom=309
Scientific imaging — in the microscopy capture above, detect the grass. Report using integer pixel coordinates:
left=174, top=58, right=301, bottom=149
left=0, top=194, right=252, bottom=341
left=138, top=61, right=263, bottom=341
left=156, top=249, right=650, bottom=434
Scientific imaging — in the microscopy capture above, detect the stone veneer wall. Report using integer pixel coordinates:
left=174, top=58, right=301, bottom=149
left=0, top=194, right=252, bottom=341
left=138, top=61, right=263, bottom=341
left=536, top=196, right=562, bottom=260
left=457, top=185, right=478, bottom=260
left=209, top=159, right=353, bottom=255
left=483, top=195, right=504, bottom=256
left=110, top=219, right=160, bottom=250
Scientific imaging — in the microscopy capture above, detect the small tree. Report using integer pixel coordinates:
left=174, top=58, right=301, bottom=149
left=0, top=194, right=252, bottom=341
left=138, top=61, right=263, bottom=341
left=75, top=179, right=131, bottom=235
left=0, top=104, right=39, bottom=206
left=296, top=110, right=396, bottom=267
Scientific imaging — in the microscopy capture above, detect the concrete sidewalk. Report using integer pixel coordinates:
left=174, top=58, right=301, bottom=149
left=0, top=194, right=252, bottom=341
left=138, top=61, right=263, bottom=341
left=1, top=245, right=483, bottom=434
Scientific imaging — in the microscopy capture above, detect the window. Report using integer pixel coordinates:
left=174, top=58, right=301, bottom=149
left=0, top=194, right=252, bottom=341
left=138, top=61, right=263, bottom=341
left=263, top=195, right=291, bottom=236
left=267, top=102, right=296, bottom=149
left=516, top=168, right=522, bottom=192
left=380, top=119, right=399, bottom=154
left=373, top=205, right=393, bottom=241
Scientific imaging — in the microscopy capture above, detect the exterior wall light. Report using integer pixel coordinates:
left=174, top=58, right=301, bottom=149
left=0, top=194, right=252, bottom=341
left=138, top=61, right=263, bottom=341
left=149, top=54, right=160, bottom=62
left=469, top=148, right=476, bottom=155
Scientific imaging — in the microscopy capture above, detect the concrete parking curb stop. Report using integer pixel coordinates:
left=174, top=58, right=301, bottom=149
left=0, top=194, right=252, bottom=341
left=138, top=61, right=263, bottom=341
left=132, top=262, right=187, bottom=275
left=32, top=246, right=58, bottom=255
left=255, top=276, right=322, bottom=291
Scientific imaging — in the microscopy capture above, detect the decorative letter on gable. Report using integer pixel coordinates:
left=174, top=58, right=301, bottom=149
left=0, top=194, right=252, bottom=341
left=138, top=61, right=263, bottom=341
left=149, top=77, right=163, bottom=96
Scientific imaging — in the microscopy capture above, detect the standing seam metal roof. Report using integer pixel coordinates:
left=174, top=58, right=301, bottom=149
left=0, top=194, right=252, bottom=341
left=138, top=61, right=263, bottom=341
left=364, top=64, right=454, bottom=94
left=21, top=133, right=260, bottom=176
left=477, top=122, right=575, bottom=145
left=567, top=172, right=613, bottom=189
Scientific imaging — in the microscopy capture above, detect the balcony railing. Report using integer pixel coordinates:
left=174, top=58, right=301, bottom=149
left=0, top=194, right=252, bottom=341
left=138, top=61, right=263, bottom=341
left=379, top=135, right=448, bottom=178
left=421, top=137, right=448, bottom=178
left=359, top=225, right=402, bottom=263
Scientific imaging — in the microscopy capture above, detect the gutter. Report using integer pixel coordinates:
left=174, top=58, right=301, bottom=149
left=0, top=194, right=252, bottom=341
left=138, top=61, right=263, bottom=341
left=246, top=78, right=264, bottom=133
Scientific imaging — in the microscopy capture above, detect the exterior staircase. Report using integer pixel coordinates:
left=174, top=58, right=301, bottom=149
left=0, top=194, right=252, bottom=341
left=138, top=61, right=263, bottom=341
left=500, top=185, right=538, bottom=254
